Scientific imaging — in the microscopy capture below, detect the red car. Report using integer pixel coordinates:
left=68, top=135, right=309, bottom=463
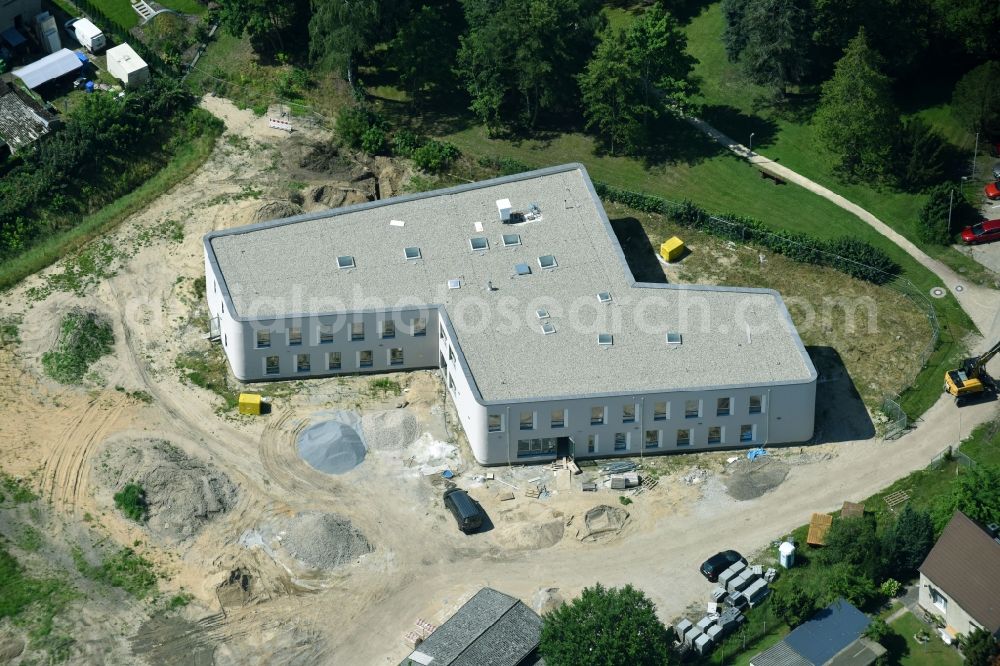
left=985, top=182, right=1000, bottom=200
left=962, top=219, right=1000, bottom=244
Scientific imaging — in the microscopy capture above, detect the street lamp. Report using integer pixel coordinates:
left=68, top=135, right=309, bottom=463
left=749, top=132, right=755, bottom=157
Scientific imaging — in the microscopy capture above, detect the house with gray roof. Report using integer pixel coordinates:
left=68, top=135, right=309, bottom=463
left=919, top=510, right=1000, bottom=640
left=750, top=599, right=885, bottom=666
left=203, top=164, right=817, bottom=464
left=0, top=80, right=58, bottom=154
left=401, top=587, right=542, bottom=666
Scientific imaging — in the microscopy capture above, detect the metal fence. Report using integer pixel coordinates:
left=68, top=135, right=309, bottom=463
left=881, top=394, right=907, bottom=440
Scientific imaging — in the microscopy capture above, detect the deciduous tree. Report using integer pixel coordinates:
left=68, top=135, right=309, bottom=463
left=952, top=61, right=1000, bottom=136
left=771, top=585, right=817, bottom=628
left=934, top=465, right=1000, bottom=531
left=882, top=504, right=936, bottom=577
left=963, top=627, right=999, bottom=666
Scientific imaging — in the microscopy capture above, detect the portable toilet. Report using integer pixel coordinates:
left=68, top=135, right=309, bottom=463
left=779, top=541, right=796, bottom=568
left=238, top=393, right=262, bottom=415
left=659, top=236, right=685, bottom=262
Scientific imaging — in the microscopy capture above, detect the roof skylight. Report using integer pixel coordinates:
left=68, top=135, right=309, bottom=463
left=470, top=237, right=489, bottom=252
left=536, top=308, right=550, bottom=320
left=502, top=233, right=521, bottom=247
left=598, top=333, right=614, bottom=346
left=404, top=246, right=421, bottom=260
left=515, top=263, right=531, bottom=276
left=538, top=254, right=557, bottom=269
left=541, top=322, right=556, bottom=335
left=447, top=279, right=461, bottom=289
left=666, top=332, right=683, bottom=345
left=597, top=292, right=612, bottom=303
left=390, top=219, right=405, bottom=227
left=337, top=255, right=355, bottom=269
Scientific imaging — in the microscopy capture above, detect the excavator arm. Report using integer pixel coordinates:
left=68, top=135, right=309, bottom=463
left=970, top=340, right=1000, bottom=379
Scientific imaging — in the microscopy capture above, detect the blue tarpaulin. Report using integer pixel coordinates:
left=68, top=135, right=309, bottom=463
left=1, top=27, right=26, bottom=48
left=747, top=447, right=767, bottom=461
left=12, top=49, right=83, bottom=89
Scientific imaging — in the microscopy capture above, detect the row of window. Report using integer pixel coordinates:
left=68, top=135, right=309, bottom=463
left=255, top=319, right=427, bottom=349
left=515, top=425, right=756, bottom=457
left=262, top=348, right=406, bottom=375
left=489, top=396, right=764, bottom=433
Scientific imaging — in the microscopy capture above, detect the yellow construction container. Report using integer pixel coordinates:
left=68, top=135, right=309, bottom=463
left=238, top=393, right=262, bottom=415
left=660, top=236, right=685, bottom=263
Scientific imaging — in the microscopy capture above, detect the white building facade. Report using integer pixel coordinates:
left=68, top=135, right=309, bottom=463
left=204, top=164, right=817, bottom=465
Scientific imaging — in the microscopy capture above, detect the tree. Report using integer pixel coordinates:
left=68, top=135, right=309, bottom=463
left=917, top=185, right=957, bottom=245
left=820, top=563, right=879, bottom=608
left=309, top=0, right=408, bottom=86
left=771, top=585, right=817, bottom=627
left=932, top=0, right=1000, bottom=60
left=952, top=62, right=1000, bottom=136
left=540, top=583, right=672, bottom=666
left=865, top=617, right=890, bottom=643
left=388, top=3, right=464, bottom=103
left=934, top=465, right=1000, bottom=531
left=456, top=0, right=605, bottom=131
left=578, top=37, right=640, bottom=156
left=814, top=29, right=900, bottom=182
left=883, top=505, right=936, bottom=578
left=216, top=0, right=309, bottom=55
left=963, top=627, right=999, bottom=666
left=722, top=0, right=811, bottom=98
left=819, top=515, right=884, bottom=580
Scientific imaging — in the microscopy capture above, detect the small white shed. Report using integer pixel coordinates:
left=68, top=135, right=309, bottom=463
left=106, top=43, right=149, bottom=88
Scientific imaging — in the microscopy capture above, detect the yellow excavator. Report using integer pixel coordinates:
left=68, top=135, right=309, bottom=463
left=945, top=340, right=1000, bottom=405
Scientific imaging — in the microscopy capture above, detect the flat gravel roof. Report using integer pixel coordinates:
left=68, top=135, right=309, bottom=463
left=208, top=164, right=815, bottom=402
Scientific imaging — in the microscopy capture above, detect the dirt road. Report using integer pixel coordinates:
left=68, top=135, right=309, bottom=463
left=0, top=96, right=997, bottom=664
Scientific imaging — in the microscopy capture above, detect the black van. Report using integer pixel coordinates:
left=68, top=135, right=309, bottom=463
left=443, top=488, right=485, bottom=534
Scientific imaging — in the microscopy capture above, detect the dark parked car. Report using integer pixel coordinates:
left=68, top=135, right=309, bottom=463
left=443, top=488, right=485, bottom=534
left=993, top=163, right=1000, bottom=181
left=700, top=550, right=746, bottom=582
left=962, top=219, right=1000, bottom=244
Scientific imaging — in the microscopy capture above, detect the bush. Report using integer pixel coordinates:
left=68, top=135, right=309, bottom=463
left=361, top=126, right=387, bottom=154
left=771, top=585, right=817, bottom=627
left=113, top=483, right=148, bottom=523
left=865, top=617, right=890, bottom=643
left=477, top=155, right=532, bottom=176
left=336, top=106, right=385, bottom=151
left=41, top=312, right=115, bottom=384
left=413, top=140, right=460, bottom=173
left=879, top=578, right=901, bottom=598
left=392, top=130, right=423, bottom=158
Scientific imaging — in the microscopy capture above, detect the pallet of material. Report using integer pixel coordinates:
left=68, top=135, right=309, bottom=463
left=807, top=513, right=833, bottom=546
left=525, top=484, right=543, bottom=498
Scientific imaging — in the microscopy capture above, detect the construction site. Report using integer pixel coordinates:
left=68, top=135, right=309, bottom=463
left=0, top=98, right=997, bottom=665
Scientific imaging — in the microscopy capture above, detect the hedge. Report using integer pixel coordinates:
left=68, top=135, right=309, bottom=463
left=594, top=182, right=900, bottom=285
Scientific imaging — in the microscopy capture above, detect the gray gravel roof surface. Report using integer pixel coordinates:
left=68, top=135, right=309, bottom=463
left=209, top=165, right=814, bottom=401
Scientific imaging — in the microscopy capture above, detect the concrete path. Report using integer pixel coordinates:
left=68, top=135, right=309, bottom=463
left=686, top=117, right=1000, bottom=341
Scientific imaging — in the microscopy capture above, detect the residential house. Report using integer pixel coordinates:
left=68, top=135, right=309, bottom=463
left=750, top=599, right=885, bottom=666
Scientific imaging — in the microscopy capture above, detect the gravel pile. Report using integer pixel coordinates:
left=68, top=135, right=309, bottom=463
left=361, top=410, right=418, bottom=451
left=297, top=419, right=366, bottom=474
left=724, top=457, right=790, bottom=501
left=96, top=438, right=238, bottom=542
left=281, top=512, right=372, bottom=570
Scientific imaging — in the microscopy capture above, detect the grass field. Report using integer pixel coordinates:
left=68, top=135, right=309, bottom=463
left=959, top=419, right=1000, bottom=465
left=82, top=0, right=206, bottom=29
left=887, top=611, right=963, bottom=666
left=682, top=3, right=994, bottom=287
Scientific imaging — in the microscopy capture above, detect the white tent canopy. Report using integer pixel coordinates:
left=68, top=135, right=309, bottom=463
left=12, top=49, right=82, bottom=89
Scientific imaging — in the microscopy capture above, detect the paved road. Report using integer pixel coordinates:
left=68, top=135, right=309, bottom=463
left=686, top=117, right=1000, bottom=344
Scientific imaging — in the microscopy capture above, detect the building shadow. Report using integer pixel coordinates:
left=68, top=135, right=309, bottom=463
left=807, top=346, right=876, bottom=444
left=609, top=216, right=668, bottom=284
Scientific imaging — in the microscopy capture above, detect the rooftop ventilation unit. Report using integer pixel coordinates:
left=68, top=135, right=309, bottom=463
left=447, top=279, right=461, bottom=289
left=541, top=322, right=556, bottom=335
left=390, top=219, right=405, bottom=227
left=497, top=198, right=512, bottom=222
left=598, top=333, right=613, bottom=346
left=666, top=332, right=682, bottom=346
left=337, top=255, right=355, bottom=269
left=474, top=221, right=484, bottom=232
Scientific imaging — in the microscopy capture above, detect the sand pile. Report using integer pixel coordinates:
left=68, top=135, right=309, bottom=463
left=579, top=505, right=630, bottom=542
left=507, top=520, right=565, bottom=550
left=361, top=410, right=418, bottom=451
left=297, top=419, right=366, bottom=474
left=281, top=512, right=372, bottom=570
left=724, top=456, right=790, bottom=501
left=96, top=439, right=238, bottom=542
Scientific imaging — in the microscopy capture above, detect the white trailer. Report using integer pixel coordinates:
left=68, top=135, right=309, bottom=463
left=69, top=18, right=104, bottom=53
left=106, top=43, right=148, bottom=87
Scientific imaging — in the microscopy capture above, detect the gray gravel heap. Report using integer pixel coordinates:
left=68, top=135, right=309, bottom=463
left=281, top=512, right=372, bottom=570
left=723, top=456, right=790, bottom=501
left=361, top=410, right=418, bottom=451
left=297, top=419, right=366, bottom=474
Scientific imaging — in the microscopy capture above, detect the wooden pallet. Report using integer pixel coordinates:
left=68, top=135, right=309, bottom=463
left=884, top=490, right=910, bottom=512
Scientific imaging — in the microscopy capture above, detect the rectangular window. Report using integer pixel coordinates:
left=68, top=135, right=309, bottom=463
left=389, top=348, right=404, bottom=366
left=645, top=430, right=660, bottom=449
left=296, top=354, right=310, bottom=372
left=653, top=401, right=668, bottom=421
left=328, top=352, right=341, bottom=370
left=413, top=318, right=427, bottom=337
left=591, top=406, right=605, bottom=425
left=717, top=397, right=731, bottom=416
left=256, top=330, right=271, bottom=348
left=551, top=409, right=566, bottom=428
left=614, top=432, right=628, bottom=451
left=516, top=438, right=556, bottom=458
left=288, top=327, right=302, bottom=346
left=677, top=429, right=690, bottom=446
left=448, top=373, right=455, bottom=392
left=520, top=411, right=534, bottom=431
left=685, top=400, right=700, bottom=418
left=319, top=324, right=335, bottom=344
left=381, top=320, right=395, bottom=339
left=265, top=355, right=280, bottom=375
left=448, top=346, right=455, bottom=362
left=587, top=435, right=597, bottom=454
left=359, top=350, right=373, bottom=368
left=740, top=425, right=753, bottom=443
left=351, top=322, right=365, bottom=341
left=708, top=426, right=722, bottom=444
left=749, top=395, right=763, bottom=414
left=488, top=414, right=503, bottom=433
left=622, top=403, right=636, bottom=423
left=930, top=587, right=948, bottom=612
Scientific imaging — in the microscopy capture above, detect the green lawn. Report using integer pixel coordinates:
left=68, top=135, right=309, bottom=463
left=85, top=0, right=139, bottom=29
left=887, top=612, right=963, bottom=666
left=959, top=419, right=1000, bottom=466
left=683, top=3, right=994, bottom=288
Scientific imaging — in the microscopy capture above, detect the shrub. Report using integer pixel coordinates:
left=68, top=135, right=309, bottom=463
left=879, top=578, right=901, bottom=598
left=113, top=483, right=148, bottom=523
left=336, top=106, right=384, bottom=151
left=361, top=126, right=387, bottom=154
left=477, top=155, right=532, bottom=176
left=41, top=312, right=115, bottom=384
left=413, top=140, right=460, bottom=173
left=392, top=130, right=423, bottom=158
left=771, top=585, right=817, bottom=627
left=865, top=617, right=890, bottom=643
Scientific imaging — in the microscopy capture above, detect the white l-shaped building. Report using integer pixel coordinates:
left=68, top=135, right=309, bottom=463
left=203, top=164, right=816, bottom=464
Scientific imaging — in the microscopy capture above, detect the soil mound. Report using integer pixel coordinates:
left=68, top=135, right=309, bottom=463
left=251, top=201, right=303, bottom=223
left=724, top=457, right=790, bottom=501
left=507, top=519, right=564, bottom=550
left=361, top=410, right=419, bottom=451
left=96, top=439, right=238, bottom=542
left=281, top=512, right=372, bottom=570
left=297, top=419, right=366, bottom=474
left=579, top=505, right=629, bottom=542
